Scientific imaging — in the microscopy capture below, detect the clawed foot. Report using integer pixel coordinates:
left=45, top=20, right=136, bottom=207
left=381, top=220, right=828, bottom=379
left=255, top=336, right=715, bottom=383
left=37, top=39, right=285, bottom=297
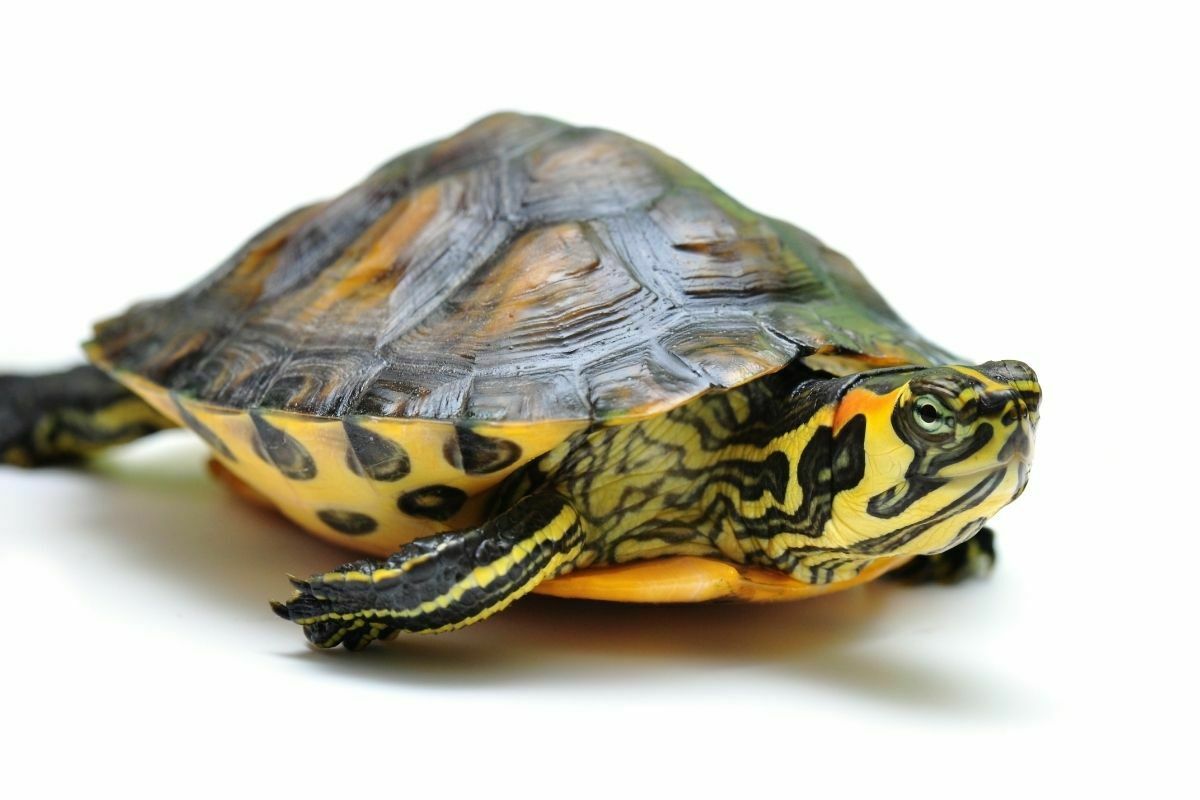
left=271, top=571, right=400, bottom=651
left=886, top=528, right=996, bottom=585
left=273, top=493, right=583, bottom=650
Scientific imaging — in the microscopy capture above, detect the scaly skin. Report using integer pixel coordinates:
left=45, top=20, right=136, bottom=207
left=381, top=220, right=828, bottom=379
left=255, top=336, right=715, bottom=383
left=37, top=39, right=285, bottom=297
left=0, top=366, right=173, bottom=466
left=276, top=359, right=1039, bottom=648
left=0, top=359, right=1038, bottom=649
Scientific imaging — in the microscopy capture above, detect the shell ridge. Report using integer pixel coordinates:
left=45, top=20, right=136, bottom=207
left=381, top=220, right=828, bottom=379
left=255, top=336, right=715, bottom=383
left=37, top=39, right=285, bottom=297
left=92, top=112, right=952, bottom=422
left=376, top=172, right=517, bottom=348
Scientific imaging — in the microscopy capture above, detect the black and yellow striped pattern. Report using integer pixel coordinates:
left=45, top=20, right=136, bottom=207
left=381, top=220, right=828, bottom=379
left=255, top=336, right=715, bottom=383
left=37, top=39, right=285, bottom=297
left=0, top=366, right=174, bottom=466
left=272, top=358, right=1038, bottom=646
left=0, top=356, right=1038, bottom=648
left=0, top=114, right=1043, bottom=650
left=523, top=359, right=1039, bottom=584
left=272, top=493, right=585, bottom=649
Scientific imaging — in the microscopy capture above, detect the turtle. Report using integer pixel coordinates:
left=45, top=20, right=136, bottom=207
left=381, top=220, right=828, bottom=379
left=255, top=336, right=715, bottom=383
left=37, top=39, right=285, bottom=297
left=0, top=112, right=1040, bottom=650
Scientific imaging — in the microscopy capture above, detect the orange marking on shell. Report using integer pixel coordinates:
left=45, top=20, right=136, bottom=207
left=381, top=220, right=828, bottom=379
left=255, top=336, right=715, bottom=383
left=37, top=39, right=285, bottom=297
left=226, top=203, right=328, bottom=303
left=297, top=184, right=443, bottom=319
left=481, top=224, right=601, bottom=330
left=854, top=353, right=914, bottom=368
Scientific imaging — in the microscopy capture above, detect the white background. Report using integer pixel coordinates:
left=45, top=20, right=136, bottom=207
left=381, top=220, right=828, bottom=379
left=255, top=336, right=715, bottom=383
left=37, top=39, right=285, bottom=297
left=1, top=2, right=1195, bottom=797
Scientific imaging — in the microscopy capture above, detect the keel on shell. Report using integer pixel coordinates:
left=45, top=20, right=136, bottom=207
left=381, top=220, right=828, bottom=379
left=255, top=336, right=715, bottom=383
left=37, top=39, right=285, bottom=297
left=90, top=113, right=951, bottom=427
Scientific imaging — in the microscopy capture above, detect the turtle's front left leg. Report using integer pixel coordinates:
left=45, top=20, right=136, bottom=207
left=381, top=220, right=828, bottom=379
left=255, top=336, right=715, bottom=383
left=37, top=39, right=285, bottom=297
left=885, top=528, right=997, bottom=585
left=0, top=365, right=173, bottom=466
left=273, top=492, right=587, bottom=650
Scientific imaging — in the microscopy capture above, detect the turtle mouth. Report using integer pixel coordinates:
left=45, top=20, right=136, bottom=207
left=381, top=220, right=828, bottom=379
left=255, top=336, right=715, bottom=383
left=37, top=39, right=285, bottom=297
left=934, top=417, right=1034, bottom=484
left=997, top=406, right=1036, bottom=466
left=956, top=449, right=1032, bottom=506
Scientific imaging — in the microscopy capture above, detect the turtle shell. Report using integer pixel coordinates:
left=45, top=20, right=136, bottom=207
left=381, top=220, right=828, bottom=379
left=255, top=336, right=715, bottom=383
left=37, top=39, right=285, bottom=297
left=90, top=112, right=952, bottom=426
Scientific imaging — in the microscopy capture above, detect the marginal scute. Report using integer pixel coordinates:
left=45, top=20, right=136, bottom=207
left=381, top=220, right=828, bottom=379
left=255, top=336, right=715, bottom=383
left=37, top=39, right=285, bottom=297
left=446, top=425, right=522, bottom=475
left=398, top=485, right=468, bottom=521
left=343, top=420, right=411, bottom=481
left=250, top=414, right=317, bottom=480
left=88, top=112, right=954, bottom=424
left=172, top=394, right=236, bottom=462
left=316, top=509, right=379, bottom=536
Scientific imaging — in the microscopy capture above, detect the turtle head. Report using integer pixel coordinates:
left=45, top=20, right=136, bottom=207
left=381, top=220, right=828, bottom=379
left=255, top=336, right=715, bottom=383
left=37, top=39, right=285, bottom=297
left=826, top=360, right=1040, bottom=557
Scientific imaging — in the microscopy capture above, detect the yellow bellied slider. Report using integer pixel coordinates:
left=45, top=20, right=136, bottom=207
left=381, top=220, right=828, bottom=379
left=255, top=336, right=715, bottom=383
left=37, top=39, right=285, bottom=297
left=0, top=113, right=1041, bottom=649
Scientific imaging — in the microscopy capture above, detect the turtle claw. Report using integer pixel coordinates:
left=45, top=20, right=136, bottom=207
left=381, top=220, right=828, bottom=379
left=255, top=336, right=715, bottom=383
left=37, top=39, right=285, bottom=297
left=339, top=621, right=393, bottom=651
left=297, top=617, right=394, bottom=651
left=272, top=576, right=332, bottom=624
left=272, top=573, right=395, bottom=650
left=887, top=528, right=997, bottom=585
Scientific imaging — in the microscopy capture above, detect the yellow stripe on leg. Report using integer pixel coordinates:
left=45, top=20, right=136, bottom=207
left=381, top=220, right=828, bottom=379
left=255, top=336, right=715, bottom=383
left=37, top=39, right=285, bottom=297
left=276, top=494, right=586, bottom=647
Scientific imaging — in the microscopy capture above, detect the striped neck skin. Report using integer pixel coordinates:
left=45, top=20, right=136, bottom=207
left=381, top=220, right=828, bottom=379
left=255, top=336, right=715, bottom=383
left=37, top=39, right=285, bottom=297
left=745, top=360, right=1040, bottom=582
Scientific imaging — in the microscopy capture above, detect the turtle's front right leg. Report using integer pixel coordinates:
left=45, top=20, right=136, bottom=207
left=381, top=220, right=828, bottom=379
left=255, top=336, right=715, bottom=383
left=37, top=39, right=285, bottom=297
left=0, top=365, right=173, bottom=466
left=885, top=528, right=997, bottom=584
left=273, top=492, right=587, bottom=650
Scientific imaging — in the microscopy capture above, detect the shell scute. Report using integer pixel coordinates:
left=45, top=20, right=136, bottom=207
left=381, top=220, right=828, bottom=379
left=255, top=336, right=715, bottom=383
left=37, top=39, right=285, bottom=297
left=90, top=112, right=952, bottom=425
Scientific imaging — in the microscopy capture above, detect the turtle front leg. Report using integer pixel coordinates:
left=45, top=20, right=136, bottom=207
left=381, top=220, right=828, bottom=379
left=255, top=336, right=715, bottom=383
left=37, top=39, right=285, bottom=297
left=885, top=528, right=997, bottom=585
left=0, top=365, right=174, bottom=466
left=273, top=493, right=586, bottom=650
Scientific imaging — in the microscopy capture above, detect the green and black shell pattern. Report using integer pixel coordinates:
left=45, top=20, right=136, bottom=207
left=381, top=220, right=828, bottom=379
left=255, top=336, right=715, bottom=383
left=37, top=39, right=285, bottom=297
left=91, top=112, right=952, bottom=426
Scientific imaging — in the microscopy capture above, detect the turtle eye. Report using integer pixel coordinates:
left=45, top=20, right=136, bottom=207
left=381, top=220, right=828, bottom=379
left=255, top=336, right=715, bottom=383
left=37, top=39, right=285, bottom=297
left=912, top=395, right=954, bottom=434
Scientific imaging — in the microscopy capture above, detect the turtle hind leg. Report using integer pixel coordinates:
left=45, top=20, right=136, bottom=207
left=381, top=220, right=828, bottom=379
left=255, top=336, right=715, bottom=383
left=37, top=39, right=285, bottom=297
left=0, top=365, right=173, bottom=466
left=886, top=528, right=997, bottom=585
left=273, top=492, right=586, bottom=650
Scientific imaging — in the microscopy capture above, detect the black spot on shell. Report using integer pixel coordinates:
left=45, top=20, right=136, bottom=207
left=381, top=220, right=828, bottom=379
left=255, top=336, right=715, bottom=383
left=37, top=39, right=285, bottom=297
left=172, top=396, right=236, bottom=462
left=251, top=414, right=316, bottom=480
left=343, top=421, right=411, bottom=481
left=317, top=509, right=379, bottom=535
left=445, top=426, right=522, bottom=475
left=398, top=485, right=467, bottom=521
